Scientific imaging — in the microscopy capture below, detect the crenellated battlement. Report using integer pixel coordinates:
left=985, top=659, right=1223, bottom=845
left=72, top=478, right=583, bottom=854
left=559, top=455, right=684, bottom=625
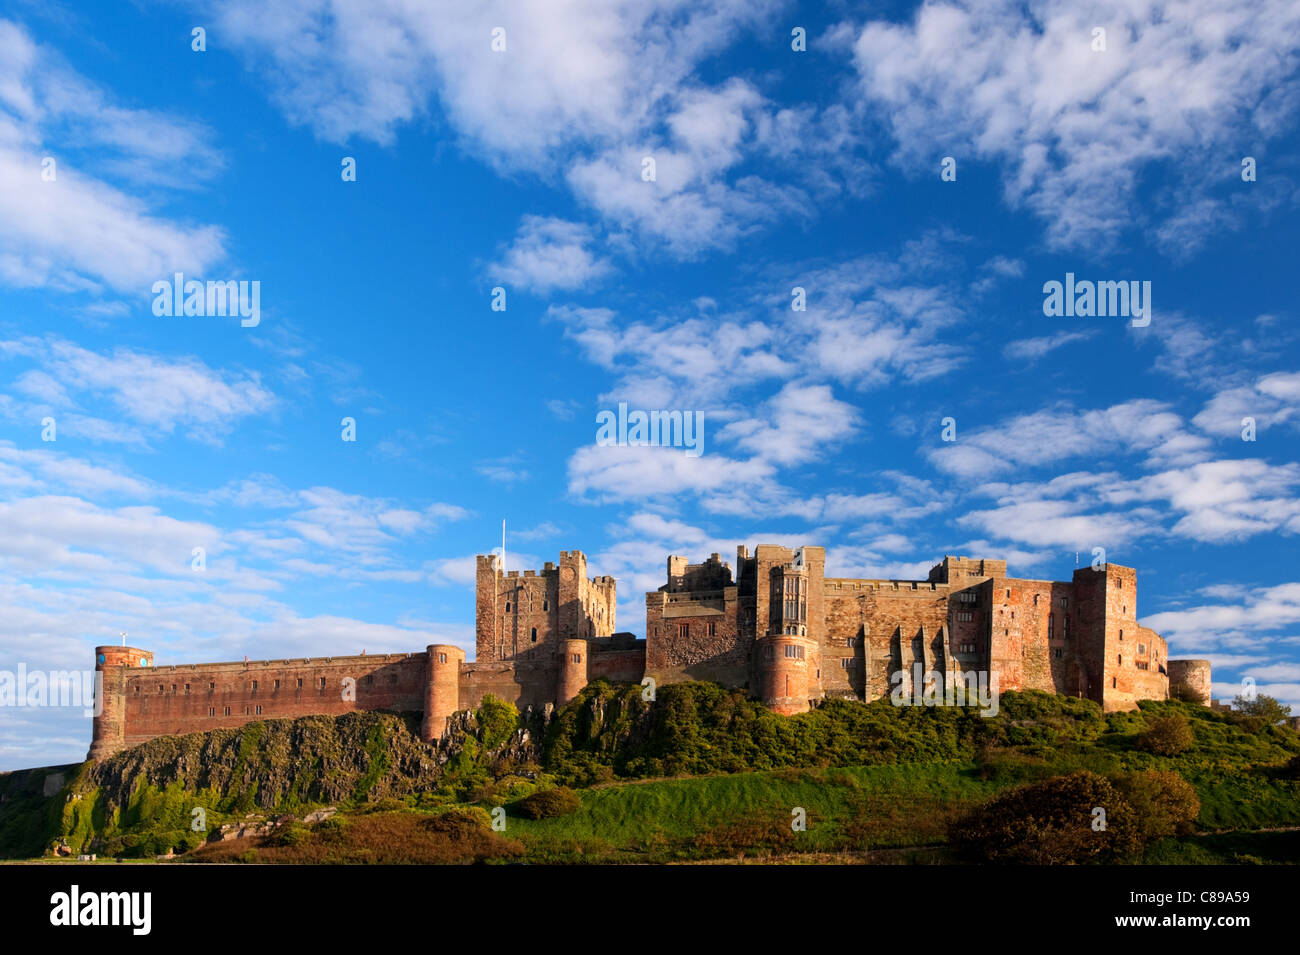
left=88, top=544, right=1199, bottom=762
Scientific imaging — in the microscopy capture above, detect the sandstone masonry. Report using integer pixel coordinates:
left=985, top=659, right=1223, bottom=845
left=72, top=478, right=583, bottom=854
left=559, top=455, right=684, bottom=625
left=88, top=547, right=1208, bottom=760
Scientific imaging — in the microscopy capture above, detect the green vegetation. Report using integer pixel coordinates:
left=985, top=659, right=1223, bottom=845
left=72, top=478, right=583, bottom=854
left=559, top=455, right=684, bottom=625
left=1, top=683, right=1297, bottom=863
left=514, top=786, right=580, bottom=819
left=1232, top=693, right=1293, bottom=727
left=1136, top=713, right=1194, bottom=755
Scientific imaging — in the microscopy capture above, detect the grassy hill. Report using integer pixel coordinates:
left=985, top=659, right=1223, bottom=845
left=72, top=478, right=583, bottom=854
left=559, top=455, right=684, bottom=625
left=3, top=682, right=1298, bottom=864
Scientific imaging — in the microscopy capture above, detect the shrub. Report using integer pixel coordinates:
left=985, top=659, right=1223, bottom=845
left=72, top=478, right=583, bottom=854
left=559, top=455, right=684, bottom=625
left=1111, top=770, right=1200, bottom=840
left=949, top=771, right=1143, bottom=864
left=477, top=695, right=520, bottom=751
left=1136, top=714, right=1194, bottom=756
left=514, top=787, right=581, bottom=819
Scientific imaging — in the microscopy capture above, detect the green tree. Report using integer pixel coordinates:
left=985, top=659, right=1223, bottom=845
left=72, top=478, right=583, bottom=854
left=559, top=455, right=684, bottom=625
left=1232, top=693, right=1292, bottom=727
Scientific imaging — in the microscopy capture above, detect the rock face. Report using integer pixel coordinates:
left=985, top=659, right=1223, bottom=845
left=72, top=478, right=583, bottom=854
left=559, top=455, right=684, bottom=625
left=88, top=711, right=450, bottom=812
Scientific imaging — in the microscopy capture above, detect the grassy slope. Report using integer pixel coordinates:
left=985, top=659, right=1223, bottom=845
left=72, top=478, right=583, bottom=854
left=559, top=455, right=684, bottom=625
left=3, top=684, right=1298, bottom=863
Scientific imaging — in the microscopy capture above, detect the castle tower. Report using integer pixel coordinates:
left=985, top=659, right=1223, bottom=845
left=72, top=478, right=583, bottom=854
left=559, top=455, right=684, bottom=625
left=752, top=633, right=820, bottom=715
left=1168, top=659, right=1212, bottom=705
left=88, top=644, right=153, bottom=762
left=421, top=644, right=465, bottom=743
left=475, top=554, right=501, bottom=661
left=557, top=638, right=588, bottom=706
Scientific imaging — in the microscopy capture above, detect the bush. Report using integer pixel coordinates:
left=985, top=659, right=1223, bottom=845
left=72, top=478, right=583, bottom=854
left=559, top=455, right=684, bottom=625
left=477, top=695, right=520, bottom=751
left=514, top=787, right=581, bottom=819
left=1111, top=770, right=1200, bottom=841
left=949, top=771, right=1143, bottom=864
left=1136, top=714, right=1194, bottom=756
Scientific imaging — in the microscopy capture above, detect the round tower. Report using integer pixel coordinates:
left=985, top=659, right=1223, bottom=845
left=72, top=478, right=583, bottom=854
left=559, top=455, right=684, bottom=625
left=753, top=634, right=819, bottom=716
left=1168, top=659, right=1212, bottom=706
left=557, top=638, right=587, bottom=707
left=421, top=644, right=465, bottom=743
left=88, top=645, right=153, bottom=762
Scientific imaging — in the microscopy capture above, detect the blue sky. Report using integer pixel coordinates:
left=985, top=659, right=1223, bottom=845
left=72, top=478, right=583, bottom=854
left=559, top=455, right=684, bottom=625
left=1, top=0, right=1298, bottom=769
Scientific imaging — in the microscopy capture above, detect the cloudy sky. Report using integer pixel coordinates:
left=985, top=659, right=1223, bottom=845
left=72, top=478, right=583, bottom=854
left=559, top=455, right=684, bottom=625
left=1, top=0, right=1298, bottom=768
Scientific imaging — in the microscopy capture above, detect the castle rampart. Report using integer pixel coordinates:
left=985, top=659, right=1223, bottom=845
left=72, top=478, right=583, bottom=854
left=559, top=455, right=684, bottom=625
left=87, top=547, right=1205, bottom=760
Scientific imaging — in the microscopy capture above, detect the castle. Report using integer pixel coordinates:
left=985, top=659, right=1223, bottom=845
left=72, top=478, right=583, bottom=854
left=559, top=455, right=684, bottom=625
left=88, top=546, right=1212, bottom=761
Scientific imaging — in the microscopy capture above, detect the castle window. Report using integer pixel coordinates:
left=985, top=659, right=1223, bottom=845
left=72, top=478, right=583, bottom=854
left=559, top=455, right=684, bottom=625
left=957, top=612, right=972, bottom=623
left=707, top=621, right=716, bottom=638
left=1053, top=648, right=1063, bottom=660
left=438, top=653, right=447, bottom=664
left=171, top=684, right=177, bottom=693
left=1048, top=613, right=1054, bottom=638
left=251, top=680, right=258, bottom=692
left=1117, top=654, right=1122, bottom=664
left=274, top=679, right=281, bottom=690
left=1138, top=643, right=1146, bottom=655
left=571, top=653, right=582, bottom=664
left=1059, top=597, right=1069, bottom=608
left=840, top=658, right=851, bottom=668
left=364, top=675, right=373, bottom=686
left=244, top=706, right=250, bottom=715
left=678, top=622, right=689, bottom=639
left=1112, top=677, right=1117, bottom=689
left=318, top=677, right=326, bottom=689
left=255, top=705, right=263, bottom=714
left=159, top=684, right=164, bottom=693
left=1119, top=630, right=1123, bottom=640
left=209, top=681, right=215, bottom=691
left=1033, top=594, right=1039, bottom=605
left=1136, top=662, right=1148, bottom=671
left=1005, top=589, right=1011, bottom=598
left=958, top=591, right=977, bottom=604
left=1063, top=616, right=1070, bottom=637
left=846, top=636, right=856, bottom=647
left=297, top=678, right=303, bottom=688
left=224, top=706, right=231, bottom=716
left=784, top=645, right=804, bottom=659
left=208, top=707, right=215, bottom=716
left=184, top=683, right=190, bottom=693
left=531, top=627, right=538, bottom=642
left=543, top=599, right=549, bottom=611
left=134, top=685, right=139, bottom=693
left=1114, top=578, right=1122, bottom=588
left=505, top=601, right=511, bottom=612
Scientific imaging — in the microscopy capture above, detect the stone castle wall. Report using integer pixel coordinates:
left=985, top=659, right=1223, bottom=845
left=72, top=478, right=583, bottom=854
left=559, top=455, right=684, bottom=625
left=88, top=547, right=1207, bottom=761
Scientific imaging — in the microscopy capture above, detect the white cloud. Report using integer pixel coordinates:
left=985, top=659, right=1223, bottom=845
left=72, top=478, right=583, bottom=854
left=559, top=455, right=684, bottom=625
left=0, top=20, right=226, bottom=294
left=0, top=336, right=275, bottom=446
left=852, top=0, right=1300, bottom=253
left=1002, top=329, right=1096, bottom=362
left=490, top=216, right=612, bottom=293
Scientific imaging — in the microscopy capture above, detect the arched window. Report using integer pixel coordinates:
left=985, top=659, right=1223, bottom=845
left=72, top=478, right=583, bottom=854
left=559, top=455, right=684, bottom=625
left=505, top=601, right=511, bottom=612
left=531, top=627, right=538, bottom=642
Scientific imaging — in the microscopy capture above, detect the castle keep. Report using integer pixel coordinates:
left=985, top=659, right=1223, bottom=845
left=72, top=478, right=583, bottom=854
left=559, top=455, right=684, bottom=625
left=88, top=546, right=1211, bottom=760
